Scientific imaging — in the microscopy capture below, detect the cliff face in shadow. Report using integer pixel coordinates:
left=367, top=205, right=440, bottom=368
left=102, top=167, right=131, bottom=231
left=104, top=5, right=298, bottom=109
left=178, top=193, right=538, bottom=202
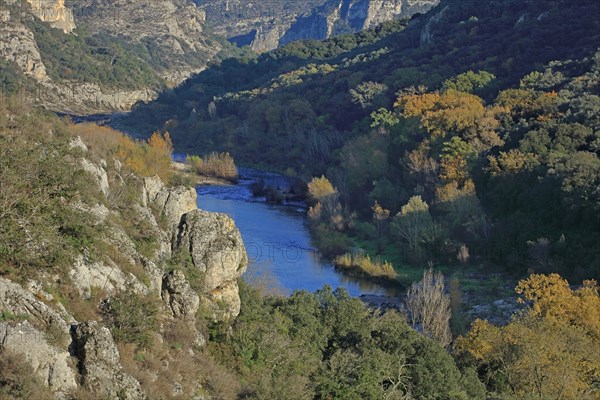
left=200, top=0, right=438, bottom=51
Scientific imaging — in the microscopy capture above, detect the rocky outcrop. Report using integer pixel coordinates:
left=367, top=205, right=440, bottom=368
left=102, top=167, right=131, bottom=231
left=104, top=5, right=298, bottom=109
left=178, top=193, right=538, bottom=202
left=0, top=277, right=77, bottom=394
left=173, top=210, right=248, bottom=320
left=72, top=321, right=146, bottom=400
left=26, top=0, right=76, bottom=33
left=70, top=256, right=149, bottom=299
left=67, top=0, right=217, bottom=83
left=144, top=176, right=197, bottom=229
left=0, top=137, right=249, bottom=396
left=0, top=277, right=71, bottom=331
left=161, top=270, right=200, bottom=322
left=0, top=12, right=47, bottom=80
left=0, top=321, right=78, bottom=392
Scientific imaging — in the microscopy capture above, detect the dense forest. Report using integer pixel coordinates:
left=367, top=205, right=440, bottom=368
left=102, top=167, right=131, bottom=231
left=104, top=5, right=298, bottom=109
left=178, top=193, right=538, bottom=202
left=122, top=0, right=600, bottom=282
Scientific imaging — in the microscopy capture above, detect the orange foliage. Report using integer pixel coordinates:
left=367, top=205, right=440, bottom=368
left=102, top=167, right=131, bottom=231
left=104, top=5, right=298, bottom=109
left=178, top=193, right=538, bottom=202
left=396, top=90, right=486, bottom=139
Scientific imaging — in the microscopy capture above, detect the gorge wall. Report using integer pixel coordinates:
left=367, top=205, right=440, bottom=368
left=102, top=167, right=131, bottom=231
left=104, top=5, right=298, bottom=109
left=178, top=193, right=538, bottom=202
left=200, top=0, right=439, bottom=51
left=0, top=133, right=248, bottom=398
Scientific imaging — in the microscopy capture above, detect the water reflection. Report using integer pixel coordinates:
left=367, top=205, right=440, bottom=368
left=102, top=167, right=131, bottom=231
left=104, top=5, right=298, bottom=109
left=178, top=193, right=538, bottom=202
left=195, top=168, right=398, bottom=297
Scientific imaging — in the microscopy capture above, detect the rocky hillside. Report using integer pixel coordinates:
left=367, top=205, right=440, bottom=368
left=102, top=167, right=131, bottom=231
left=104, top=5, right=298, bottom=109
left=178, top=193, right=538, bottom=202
left=199, top=0, right=438, bottom=51
left=0, top=102, right=247, bottom=398
left=0, top=0, right=234, bottom=114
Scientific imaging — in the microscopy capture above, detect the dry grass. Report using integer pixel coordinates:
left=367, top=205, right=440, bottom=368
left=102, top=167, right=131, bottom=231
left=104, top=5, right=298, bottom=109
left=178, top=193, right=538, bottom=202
left=334, top=252, right=397, bottom=280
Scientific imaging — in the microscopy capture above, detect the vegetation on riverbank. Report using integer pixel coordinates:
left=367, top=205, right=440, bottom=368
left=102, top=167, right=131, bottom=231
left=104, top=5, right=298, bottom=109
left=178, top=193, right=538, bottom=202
left=186, top=152, right=238, bottom=182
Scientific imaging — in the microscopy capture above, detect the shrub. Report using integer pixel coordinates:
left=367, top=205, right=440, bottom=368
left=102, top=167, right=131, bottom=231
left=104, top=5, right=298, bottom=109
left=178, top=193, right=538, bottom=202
left=102, top=292, right=159, bottom=349
left=0, top=351, right=55, bottom=400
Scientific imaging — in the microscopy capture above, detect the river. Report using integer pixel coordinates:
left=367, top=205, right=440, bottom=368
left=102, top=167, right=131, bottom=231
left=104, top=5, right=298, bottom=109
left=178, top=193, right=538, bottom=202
left=70, top=119, right=399, bottom=299
left=194, top=167, right=397, bottom=298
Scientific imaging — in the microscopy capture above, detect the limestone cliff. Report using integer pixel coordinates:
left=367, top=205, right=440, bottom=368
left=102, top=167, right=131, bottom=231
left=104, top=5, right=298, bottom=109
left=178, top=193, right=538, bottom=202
left=201, top=0, right=438, bottom=51
left=26, top=0, right=76, bottom=33
left=0, top=135, right=248, bottom=398
left=66, top=0, right=218, bottom=84
left=0, top=0, right=227, bottom=113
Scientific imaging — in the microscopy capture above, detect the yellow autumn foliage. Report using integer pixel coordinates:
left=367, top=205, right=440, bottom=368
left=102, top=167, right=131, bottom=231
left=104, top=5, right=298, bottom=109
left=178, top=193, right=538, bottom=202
left=456, top=274, right=600, bottom=399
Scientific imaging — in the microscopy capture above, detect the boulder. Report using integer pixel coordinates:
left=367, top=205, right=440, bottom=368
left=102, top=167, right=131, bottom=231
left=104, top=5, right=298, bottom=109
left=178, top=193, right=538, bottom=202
left=173, top=210, right=247, bottom=320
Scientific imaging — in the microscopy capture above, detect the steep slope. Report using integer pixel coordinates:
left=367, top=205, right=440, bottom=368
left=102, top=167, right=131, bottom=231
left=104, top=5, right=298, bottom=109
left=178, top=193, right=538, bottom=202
left=199, top=0, right=437, bottom=51
left=0, top=0, right=236, bottom=114
left=0, top=103, right=247, bottom=398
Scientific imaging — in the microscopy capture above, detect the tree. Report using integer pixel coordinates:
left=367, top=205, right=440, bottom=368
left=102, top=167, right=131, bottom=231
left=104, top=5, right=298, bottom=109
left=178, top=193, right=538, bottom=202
left=405, top=268, right=452, bottom=347
left=372, top=201, right=390, bottom=254
left=307, top=175, right=336, bottom=202
left=349, top=81, right=388, bottom=109
left=392, top=196, right=434, bottom=255
left=442, top=70, right=496, bottom=94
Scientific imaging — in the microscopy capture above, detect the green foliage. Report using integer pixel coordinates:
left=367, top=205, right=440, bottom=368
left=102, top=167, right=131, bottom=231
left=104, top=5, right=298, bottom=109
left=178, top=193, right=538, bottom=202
left=103, top=292, right=159, bottom=349
left=26, top=18, right=163, bottom=90
left=0, top=103, right=104, bottom=275
left=442, top=70, right=496, bottom=95
left=209, top=283, right=482, bottom=399
left=123, top=0, right=599, bottom=278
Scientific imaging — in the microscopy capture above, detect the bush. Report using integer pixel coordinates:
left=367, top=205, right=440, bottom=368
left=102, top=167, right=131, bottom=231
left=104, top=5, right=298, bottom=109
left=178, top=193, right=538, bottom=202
left=0, top=351, right=55, bottom=400
left=102, top=292, right=159, bottom=349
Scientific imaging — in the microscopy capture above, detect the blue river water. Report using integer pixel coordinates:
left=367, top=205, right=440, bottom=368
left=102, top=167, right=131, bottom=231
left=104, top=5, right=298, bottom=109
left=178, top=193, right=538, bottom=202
left=194, top=168, right=394, bottom=297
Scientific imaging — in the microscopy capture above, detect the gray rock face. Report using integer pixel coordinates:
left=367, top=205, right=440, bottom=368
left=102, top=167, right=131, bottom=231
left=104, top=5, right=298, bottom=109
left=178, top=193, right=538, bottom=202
left=67, top=0, right=217, bottom=83
left=0, top=13, right=47, bottom=80
left=0, top=321, right=78, bottom=392
left=25, top=0, right=76, bottom=33
left=173, top=210, right=248, bottom=320
left=72, top=321, right=146, bottom=400
left=0, top=277, right=70, bottom=332
left=80, top=158, right=110, bottom=197
left=0, top=277, right=77, bottom=394
left=144, top=176, right=197, bottom=229
left=161, top=270, right=200, bottom=321
left=70, top=255, right=148, bottom=299
left=201, top=0, right=438, bottom=52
